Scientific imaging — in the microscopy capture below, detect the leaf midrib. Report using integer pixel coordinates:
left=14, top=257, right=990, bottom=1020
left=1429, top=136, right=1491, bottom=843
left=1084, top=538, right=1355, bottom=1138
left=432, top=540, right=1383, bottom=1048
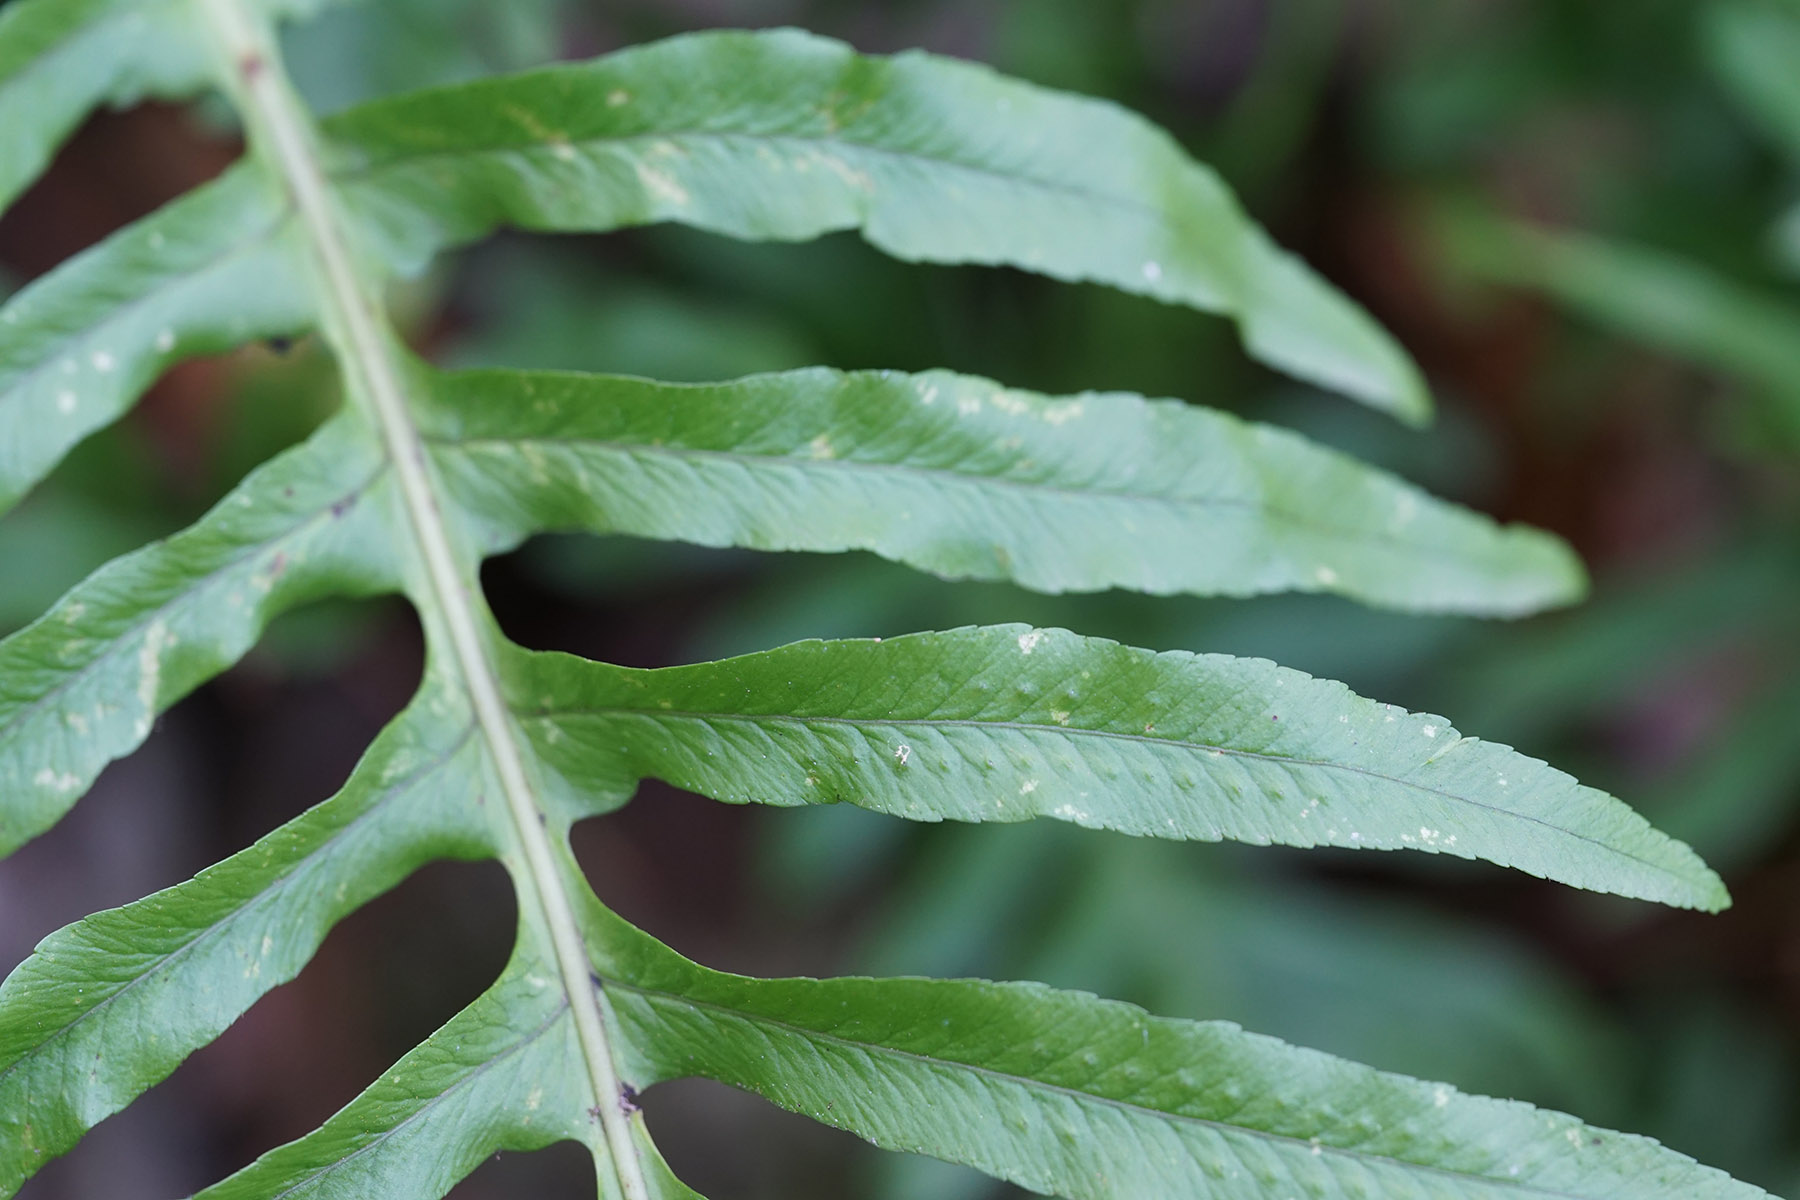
left=193, top=4, right=653, bottom=1193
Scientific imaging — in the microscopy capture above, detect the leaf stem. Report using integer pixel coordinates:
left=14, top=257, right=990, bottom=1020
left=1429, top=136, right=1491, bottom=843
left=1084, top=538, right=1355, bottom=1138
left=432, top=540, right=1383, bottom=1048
left=188, top=3, right=651, bottom=1196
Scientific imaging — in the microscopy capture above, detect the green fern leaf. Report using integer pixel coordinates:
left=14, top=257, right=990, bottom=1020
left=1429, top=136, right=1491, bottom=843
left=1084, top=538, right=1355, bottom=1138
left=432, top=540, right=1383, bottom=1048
left=586, top=906, right=1763, bottom=1200
left=0, top=413, right=392, bottom=854
left=0, top=0, right=213, bottom=211
left=324, top=29, right=1430, bottom=422
left=0, top=169, right=311, bottom=515
left=424, top=366, right=1578, bottom=612
left=510, top=626, right=1725, bottom=910
left=190, top=956, right=705, bottom=1200
left=0, top=5, right=1769, bottom=1200
left=0, top=0, right=333, bottom=212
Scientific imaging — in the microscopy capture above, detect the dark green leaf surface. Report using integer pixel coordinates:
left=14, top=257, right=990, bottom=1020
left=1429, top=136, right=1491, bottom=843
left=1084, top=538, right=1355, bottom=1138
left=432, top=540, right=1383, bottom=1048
left=324, top=28, right=1429, bottom=420
left=0, top=683, right=490, bottom=1194
left=0, top=413, right=396, bottom=856
left=511, top=625, right=1727, bottom=910
left=0, top=168, right=313, bottom=515
left=1709, top=1, right=1800, bottom=166
left=1440, top=210, right=1800, bottom=434
left=425, top=366, right=1578, bottom=613
left=1779, top=202, right=1800, bottom=276
left=1653, top=669, right=1800, bottom=871
left=589, top=906, right=1771, bottom=1200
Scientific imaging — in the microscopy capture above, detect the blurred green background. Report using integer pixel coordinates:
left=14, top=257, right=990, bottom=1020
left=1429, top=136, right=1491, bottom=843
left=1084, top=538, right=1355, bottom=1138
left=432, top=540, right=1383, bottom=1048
left=1, top=0, right=1797, bottom=1197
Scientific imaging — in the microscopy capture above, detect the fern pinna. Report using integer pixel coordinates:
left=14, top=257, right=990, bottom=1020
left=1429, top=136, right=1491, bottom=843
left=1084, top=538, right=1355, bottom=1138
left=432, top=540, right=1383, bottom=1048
left=0, top=2, right=1770, bottom=1198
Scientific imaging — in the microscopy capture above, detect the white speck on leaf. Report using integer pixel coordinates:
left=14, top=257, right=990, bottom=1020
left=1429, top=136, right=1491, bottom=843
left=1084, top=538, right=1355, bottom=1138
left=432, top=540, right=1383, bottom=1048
left=635, top=160, right=691, bottom=206
left=989, top=389, right=1031, bottom=417
left=34, top=768, right=81, bottom=793
left=136, top=619, right=171, bottom=735
left=1017, top=630, right=1045, bottom=654
left=816, top=153, right=873, bottom=192
left=1422, top=725, right=1438, bottom=738
left=56, top=390, right=77, bottom=414
left=519, top=443, right=551, bottom=482
left=894, top=744, right=911, bottom=767
left=1141, top=260, right=1162, bottom=283
left=91, top=350, right=115, bottom=372
left=1392, top=492, right=1418, bottom=528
